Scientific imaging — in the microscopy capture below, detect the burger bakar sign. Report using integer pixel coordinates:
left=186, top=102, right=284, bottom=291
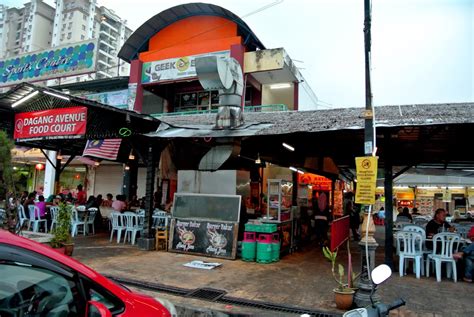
left=14, top=107, right=87, bottom=141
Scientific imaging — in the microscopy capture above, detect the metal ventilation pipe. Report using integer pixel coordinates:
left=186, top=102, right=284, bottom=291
left=195, top=56, right=244, bottom=129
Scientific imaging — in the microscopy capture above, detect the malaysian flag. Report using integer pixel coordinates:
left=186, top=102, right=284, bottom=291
left=82, top=139, right=122, bottom=160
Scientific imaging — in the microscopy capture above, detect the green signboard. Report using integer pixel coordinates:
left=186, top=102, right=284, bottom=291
left=0, top=39, right=98, bottom=87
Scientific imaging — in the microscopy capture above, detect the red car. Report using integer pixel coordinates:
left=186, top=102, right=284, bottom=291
left=0, top=229, right=171, bottom=317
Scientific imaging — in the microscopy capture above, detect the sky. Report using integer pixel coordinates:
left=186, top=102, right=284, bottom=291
left=8, top=0, right=474, bottom=108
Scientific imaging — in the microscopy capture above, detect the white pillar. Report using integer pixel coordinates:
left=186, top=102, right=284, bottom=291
left=43, top=151, right=57, bottom=197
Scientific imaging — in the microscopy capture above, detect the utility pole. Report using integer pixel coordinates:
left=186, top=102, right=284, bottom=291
left=354, top=0, right=380, bottom=308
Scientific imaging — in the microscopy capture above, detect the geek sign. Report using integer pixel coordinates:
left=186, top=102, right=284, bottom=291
left=14, top=107, right=87, bottom=141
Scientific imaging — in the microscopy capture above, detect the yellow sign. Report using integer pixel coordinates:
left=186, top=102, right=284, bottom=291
left=355, top=156, right=378, bottom=204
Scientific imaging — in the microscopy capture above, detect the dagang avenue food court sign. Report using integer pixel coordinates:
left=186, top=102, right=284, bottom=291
left=14, top=107, right=87, bottom=141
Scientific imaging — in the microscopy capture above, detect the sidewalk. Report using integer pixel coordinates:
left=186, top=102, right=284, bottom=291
left=72, top=230, right=473, bottom=317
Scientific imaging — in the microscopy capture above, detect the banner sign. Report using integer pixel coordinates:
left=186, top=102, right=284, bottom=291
left=355, top=156, right=378, bottom=204
left=0, top=40, right=98, bottom=87
left=142, top=50, right=230, bottom=84
left=14, top=107, right=87, bottom=141
left=80, top=89, right=128, bottom=109
left=169, top=218, right=238, bottom=259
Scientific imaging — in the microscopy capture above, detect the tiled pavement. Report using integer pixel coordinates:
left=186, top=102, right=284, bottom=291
left=72, top=229, right=473, bottom=317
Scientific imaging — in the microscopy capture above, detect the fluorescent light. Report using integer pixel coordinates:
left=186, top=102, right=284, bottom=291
left=297, top=170, right=304, bottom=175
left=282, top=143, right=295, bottom=151
left=289, top=166, right=298, bottom=172
left=44, top=90, right=70, bottom=101
left=448, top=186, right=465, bottom=189
left=12, top=90, right=39, bottom=107
left=462, top=169, right=474, bottom=172
left=270, top=83, right=291, bottom=89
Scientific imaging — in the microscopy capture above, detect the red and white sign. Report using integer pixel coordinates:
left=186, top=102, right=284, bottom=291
left=14, top=107, right=87, bottom=140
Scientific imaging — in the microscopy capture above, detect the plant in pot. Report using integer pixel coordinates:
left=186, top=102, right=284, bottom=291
left=323, top=241, right=358, bottom=310
left=50, top=202, right=74, bottom=256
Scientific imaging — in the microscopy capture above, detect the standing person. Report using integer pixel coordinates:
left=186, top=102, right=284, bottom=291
left=346, top=201, right=360, bottom=241
left=76, top=184, right=86, bottom=205
left=313, top=193, right=329, bottom=247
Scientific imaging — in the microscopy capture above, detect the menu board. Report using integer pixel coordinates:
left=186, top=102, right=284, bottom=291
left=169, top=218, right=238, bottom=259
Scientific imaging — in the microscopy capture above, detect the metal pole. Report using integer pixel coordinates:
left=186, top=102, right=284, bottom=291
left=354, top=0, right=379, bottom=307
left=364, top=0, right=374, bottom=155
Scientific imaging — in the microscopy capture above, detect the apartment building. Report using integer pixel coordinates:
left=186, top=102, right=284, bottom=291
left=0, top=1, right=54, bottom=59
left=0, top=0, right=131, bottom=82
left=52, top=0, right=131, bottom=79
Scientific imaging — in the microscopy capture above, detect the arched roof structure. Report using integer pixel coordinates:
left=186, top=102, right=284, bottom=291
left=118, top=2, right=265, bottom=63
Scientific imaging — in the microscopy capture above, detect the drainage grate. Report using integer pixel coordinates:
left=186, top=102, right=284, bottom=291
left=107, top=276, right=341, bottom=317
left=186, top=287, right=227, bottom=301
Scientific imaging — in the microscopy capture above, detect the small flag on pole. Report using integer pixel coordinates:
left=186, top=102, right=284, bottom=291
left=82, top=139, right=122, bottom=160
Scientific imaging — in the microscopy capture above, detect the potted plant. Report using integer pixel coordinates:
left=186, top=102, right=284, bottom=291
left=50, top=202, right=74, bottom=256
left=323, top=241, right=358, bottom=310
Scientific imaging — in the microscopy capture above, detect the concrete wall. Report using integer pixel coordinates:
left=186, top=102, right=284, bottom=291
left=177, top=170, right=237, bottom=195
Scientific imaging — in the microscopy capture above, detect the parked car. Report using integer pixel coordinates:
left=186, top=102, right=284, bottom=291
left=0, top=229, right=171, bottom=317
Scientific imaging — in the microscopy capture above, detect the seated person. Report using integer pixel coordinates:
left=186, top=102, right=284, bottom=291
left=101, top=193, right=114, bottom=207
left=377, top=207, right=386, bottom=219
left=411, top=207, right=421, bottom=216
left=112, top=195, right=127, bottom=212
left=35, top=195, right=47, bottom=219
left=425, top=208, right=454, bottom=249
left=453, top=227, right=474, bottom=282
left=397, top=207, right=413, bottom=222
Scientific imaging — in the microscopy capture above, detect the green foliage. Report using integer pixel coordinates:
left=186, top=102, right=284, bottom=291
left=50, top=203, right=73, bottom=248
left=323, top=242, right=359, bottom=292
left=0, top=131, right=14, bottom=200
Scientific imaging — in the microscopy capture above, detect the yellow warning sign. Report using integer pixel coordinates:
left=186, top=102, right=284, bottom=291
left=355, top=156, right=378, bottom=205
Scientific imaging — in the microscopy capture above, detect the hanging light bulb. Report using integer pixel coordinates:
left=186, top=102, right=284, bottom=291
left=255, top=153, right=261, bottom=165
left=124, top=165, right=130, bottom=171
left=128, top=151, right=135, bottom=160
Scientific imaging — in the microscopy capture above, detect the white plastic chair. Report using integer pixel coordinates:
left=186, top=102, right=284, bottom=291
left=17, top=205, right=29, bottom=229
left=455, top=225, right=472, bottom=239
left=71, top=209, right=86, bottom=237
left=28, top=205, right=47, bottom=233
left=123, top=212, right=141, bottom=245
left=426, top=233, right=460, bottom=282
left=153, top=211, right=169, bottom=229
left=395, top=230, right=424, bottom=279
left=49, top=206, right=59, bottom=231
left=413, top=217, right=429, bottom=227
left=110, top=212, right=125, bottom=243
left=85, top=208, right=97, bottom=235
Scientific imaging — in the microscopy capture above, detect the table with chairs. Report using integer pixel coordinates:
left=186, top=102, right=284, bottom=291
left=107, top=209, right=171, bottom=246
left=394, top=223, right=470, bottom=282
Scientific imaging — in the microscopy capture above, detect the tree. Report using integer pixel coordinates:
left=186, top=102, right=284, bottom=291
left=0, top=130, right=14, bottom=201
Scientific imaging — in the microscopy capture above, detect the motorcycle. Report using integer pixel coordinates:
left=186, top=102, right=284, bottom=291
left=343, top=264, right=405, bottom=317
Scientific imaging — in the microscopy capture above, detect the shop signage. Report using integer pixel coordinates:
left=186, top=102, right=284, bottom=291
left=355, top=156, right=378, bottom=204
left=0, top=40, right=98, bottom=87
left=169, top=218, right=238, bottom=259
left=14, top=107, right=87, bottom=141
left=80, top=89, right=128, bottom=109
left=142, top=50, right=230, bottom=84
left=298, top=173, right=332, bottom=191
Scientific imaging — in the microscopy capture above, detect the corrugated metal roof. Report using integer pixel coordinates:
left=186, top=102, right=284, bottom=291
left=156, top=103, right=474, bottom=137
left=118, top=2, right=265, bottom=63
